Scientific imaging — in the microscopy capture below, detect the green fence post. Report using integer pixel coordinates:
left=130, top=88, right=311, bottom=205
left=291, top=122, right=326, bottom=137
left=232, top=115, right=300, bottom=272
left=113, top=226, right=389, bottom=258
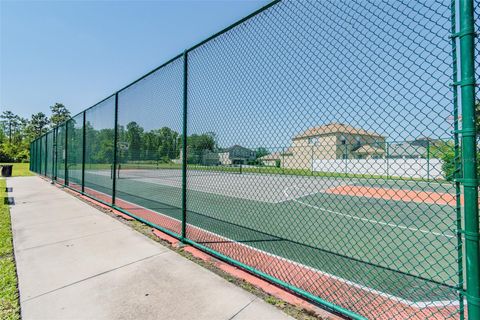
left=44, top=133, right=48, bottom=176
left=458, top=0, right=479, bottom=318
left=52, top=128, right=56, bottom=180
left=82, top=112, right=86, bottom=193
left=65, top=121, right=68, bottom=185
left=181, top=50, right=189, bottom=242
left=450, top=1, right=464, bottom=316
left=112, top=93, right=119, bottom=205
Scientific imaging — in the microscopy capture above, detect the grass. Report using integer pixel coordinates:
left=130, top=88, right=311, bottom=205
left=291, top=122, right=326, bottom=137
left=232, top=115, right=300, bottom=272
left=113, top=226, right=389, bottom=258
left=0, top=179, right=20, bottom=320
left=0, top=163, right=33, bottom=177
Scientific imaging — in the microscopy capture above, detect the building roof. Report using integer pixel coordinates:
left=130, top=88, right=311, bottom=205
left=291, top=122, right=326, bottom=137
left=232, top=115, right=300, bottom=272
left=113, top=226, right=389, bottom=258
left=258, top=152, right=282, bottom=161
left=219, top=145, right=253, bottom=153
left=351, top=144, right=385, bottom=155
left=388, top=142, right=427, bottom=157
left=293, top=122, right=384, bottom=140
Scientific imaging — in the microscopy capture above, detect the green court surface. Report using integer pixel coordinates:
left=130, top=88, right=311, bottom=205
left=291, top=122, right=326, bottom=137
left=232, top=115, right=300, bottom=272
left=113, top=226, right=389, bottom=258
left=72, top=168, right=459, bottom=304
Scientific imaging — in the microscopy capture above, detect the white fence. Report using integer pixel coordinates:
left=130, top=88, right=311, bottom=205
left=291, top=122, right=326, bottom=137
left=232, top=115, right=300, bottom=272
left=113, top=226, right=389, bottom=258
left=312, top=158, right=444, bottom=179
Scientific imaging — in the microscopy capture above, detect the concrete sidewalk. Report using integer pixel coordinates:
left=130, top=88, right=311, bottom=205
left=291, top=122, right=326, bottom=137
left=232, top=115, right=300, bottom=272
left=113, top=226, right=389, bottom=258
left=8, top=176, right=293, bottom=320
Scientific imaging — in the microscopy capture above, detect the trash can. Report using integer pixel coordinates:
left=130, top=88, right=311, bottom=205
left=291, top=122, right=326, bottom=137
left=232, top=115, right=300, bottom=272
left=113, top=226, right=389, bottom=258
left=1, top=165, right=13, bottom=177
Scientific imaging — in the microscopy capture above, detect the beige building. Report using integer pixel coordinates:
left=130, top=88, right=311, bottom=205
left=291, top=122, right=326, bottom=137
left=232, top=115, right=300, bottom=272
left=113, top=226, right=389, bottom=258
left=283, top=123, right=386, bottom=169
left=258, top=152, right=282, bottom=167
left=218, top=145, right=256, bottom=166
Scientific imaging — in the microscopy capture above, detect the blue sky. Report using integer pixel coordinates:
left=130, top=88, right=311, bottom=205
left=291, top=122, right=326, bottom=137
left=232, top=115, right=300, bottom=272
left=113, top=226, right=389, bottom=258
left=2, top=0, right=463, bottom=148
left=0, top=0, right=269, bottom=119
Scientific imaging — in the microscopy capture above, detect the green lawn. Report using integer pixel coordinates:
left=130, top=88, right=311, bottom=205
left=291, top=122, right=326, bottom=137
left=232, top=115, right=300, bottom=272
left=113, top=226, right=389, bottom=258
left=0, top=163, right=33, bottom=177
left=0, top=179, right=20, bottom=320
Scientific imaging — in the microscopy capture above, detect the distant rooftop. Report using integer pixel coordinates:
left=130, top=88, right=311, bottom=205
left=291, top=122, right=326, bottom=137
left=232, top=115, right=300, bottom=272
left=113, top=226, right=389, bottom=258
left=293, top=122, right=384, bottom=140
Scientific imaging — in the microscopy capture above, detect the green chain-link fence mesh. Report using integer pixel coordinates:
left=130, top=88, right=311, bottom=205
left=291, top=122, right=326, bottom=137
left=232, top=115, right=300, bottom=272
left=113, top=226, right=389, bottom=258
left=115, top=56, right=185, bottom=235
left=29, top=1, right=479, bottom=319
left=56, top=124, right=66, bottom=183
left=45, top=131, right=53, bottom=178
left=84, top=96, right=116, bottom=203
left=66, top=114, right=84, bottom=191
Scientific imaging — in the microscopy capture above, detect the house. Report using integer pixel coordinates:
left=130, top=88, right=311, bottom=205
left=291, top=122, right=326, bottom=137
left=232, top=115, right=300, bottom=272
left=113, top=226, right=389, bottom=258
left=386, top=140, right=428, bottom=159
left=218, top=145, right=256, bottom=165
left=283, top=123, right=386, bottom=169
left=201, top=149, right=220, bottom=166
left=258, top=152, right=282, bottom=167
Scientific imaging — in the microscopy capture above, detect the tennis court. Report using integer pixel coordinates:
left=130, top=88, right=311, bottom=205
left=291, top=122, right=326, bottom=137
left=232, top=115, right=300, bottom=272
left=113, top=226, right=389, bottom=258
left=78, top=167, right=459, bottom=306
left=29, top=1, right=480, bottom=318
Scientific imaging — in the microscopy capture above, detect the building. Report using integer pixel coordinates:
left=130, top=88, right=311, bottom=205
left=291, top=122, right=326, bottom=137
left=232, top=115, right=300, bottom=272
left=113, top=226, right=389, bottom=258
left=218, top=145, right=256, bottom=165
left=387, top=138, right=434, bottom=159
left=258, top=152, right=282, bottom=167
left=283, top=123, right=386, bottom=169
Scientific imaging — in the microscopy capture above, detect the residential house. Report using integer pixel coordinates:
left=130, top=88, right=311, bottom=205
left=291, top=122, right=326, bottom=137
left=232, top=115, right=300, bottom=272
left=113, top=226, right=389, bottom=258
left=387, top=137, right=438, bottom=159
left=258, top=152, right=282, bottom=167
left=283, top=123, right=386, bottom=169
left=218, top=145, right=256, bottom=165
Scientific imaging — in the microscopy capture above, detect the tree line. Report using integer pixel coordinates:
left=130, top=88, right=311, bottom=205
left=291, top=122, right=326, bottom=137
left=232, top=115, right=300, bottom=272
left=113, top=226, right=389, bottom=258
left=0, top=103, right=71, bottom=162
left=63, top=120, right=270, bottom=166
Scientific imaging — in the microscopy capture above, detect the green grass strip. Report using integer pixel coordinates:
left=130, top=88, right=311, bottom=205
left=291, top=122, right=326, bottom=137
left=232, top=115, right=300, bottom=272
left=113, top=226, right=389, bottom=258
left=0, top=163, right=34, bottom=177
left=0, top=179, right=20, bottom=319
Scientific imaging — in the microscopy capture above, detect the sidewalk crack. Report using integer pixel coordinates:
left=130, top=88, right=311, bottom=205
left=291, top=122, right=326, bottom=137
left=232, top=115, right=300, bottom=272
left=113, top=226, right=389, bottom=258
left=228, top=297, right=258, bottom=320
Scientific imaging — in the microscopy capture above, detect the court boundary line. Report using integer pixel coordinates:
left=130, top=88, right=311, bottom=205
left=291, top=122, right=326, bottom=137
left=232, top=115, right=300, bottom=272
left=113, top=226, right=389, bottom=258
left=76, top=182, right=459, bottom=308
left=116, top=193, right=461, bottom=308
left=284, top=186, right=456, bottom=240
left=88, top=169, right=456, bottom=206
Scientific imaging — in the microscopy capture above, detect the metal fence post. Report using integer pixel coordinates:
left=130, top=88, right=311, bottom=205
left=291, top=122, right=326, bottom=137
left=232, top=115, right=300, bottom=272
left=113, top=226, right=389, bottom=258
left=44, top=133, right=48, bottom=176
left=458, top=0, right=479, bottom=318
left=181, top=50, right=189, bottom=242
left=450, top=1, right=464, bottom=316
left=53, top=128, right=57, bottom=180
left=82, top=112, right=86, bottom=193
left=112, top=93, right=119, bottom=205
left=65, top=121, right=69, bottom=185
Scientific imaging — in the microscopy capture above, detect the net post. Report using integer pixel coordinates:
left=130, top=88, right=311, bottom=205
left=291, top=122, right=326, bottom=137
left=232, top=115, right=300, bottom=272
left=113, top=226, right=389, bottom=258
left=458, top=0, right=480, bottom=318
left=112, top=93, right=119, bottom=205
left=82, top=112, right=86, bottom=193
left=181, top=50, right=189, bottom=242
left=426, top=139, right=430, bottom=181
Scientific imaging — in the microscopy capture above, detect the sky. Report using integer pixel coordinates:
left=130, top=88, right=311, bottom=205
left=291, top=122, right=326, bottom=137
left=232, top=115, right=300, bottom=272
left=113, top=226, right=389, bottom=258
left=0, top=0, right=270, bottom=119
left=1, top=0, right=465, bottom=148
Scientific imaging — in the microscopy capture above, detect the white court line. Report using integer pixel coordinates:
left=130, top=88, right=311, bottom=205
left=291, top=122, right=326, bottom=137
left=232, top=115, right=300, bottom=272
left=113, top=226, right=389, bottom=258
left=73, top=183, right=460, bottom=307
left=85, top=171, right=456, bottom=239
left=284, top=186, right=456, bottom=239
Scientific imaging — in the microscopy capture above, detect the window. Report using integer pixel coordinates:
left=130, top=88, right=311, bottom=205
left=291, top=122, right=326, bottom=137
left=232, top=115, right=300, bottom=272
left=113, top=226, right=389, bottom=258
left=340, top=136, right=346, bottom=145
left=355, top=136, right=362, bottom=147
left=308, top=137, right=318, bottom=145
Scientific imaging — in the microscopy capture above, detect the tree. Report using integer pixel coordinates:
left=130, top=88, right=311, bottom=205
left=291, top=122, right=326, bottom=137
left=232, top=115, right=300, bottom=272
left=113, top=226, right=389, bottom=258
left=50, top=103, right=71, bottom=127
left=0, top=110, right=20, bottom=143
left=255, top=147, right=270, bottom=159
left=27, top=112, right=50, bottom=138
left=126, top=121, right=144, bottom=161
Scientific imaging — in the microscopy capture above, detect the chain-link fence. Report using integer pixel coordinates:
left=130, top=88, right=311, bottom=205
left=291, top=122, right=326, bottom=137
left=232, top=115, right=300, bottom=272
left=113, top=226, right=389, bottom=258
left=29, top=1, right=479, bottom=319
